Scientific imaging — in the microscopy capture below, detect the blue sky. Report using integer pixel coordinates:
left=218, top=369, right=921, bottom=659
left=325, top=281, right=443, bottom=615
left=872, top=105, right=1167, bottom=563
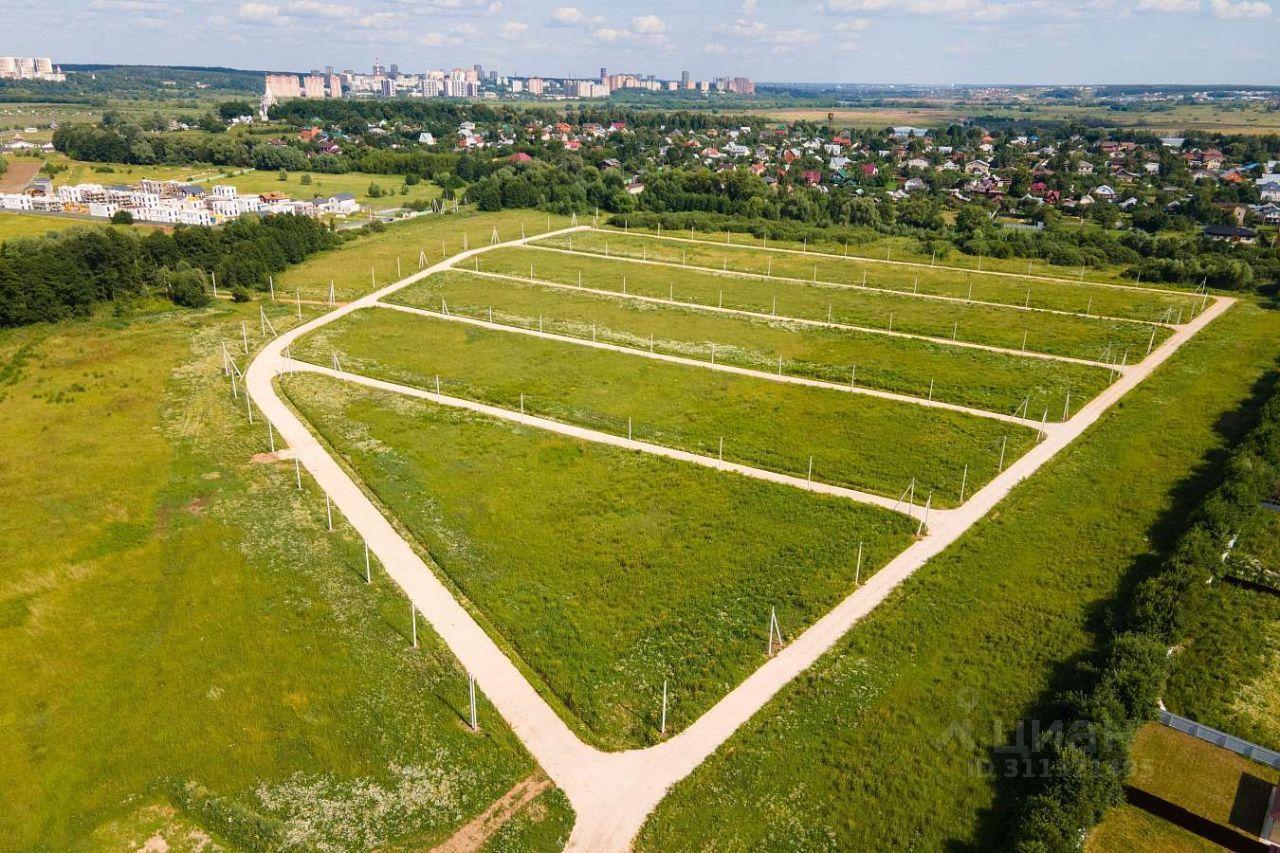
left=7, top=0, right=1278, bottom=84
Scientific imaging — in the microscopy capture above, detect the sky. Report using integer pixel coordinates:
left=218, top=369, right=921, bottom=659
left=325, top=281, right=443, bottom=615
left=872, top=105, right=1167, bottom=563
left=6, top=0, right=1279, bottom=85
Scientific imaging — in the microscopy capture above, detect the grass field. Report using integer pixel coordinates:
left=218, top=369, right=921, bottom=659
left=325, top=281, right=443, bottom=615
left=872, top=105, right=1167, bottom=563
left=746, top=102, right=1280, bottom=136
left=1165, top=580, right=1280, bottom=751
left=0, top=211, right=160, bottom=242
left=33, top=155, right=443, bottom=212
left=1090, top=724, right=1280, bottom=852
left=0, top=296, right=570, bottom=849
left=283, top=371, right=915, bottom=748
left=636, top=297, right=1280, bottom=849
left=292, top=308, right=1037, bottom=506
left=213, top=167, right=441, bottom=211
left=474, top=244, right=1166, bottom=362
left=614, top=223, right=1144, bottom=285
left=275, top=208, right=573, bottom=302
left=390, top=270, right=1112, bottom=419
left=534, top=229, right=1197, bottom=327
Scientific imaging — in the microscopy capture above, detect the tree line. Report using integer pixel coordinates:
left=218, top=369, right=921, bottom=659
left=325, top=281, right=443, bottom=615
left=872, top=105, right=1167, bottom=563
left=1006, top=377, right=1280, bottom=851
left=0, top=213, right=338, bottom=327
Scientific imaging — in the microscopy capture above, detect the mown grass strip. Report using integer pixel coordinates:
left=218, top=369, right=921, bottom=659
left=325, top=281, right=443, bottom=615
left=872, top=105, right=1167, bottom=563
left=390, top=270, right=1111, bottom=421
left=293, top=308, right=1039, bottom=507
left=534, top=229, right=1199, bottom=324
left=481, top=243, right=1167, bottom=362
left=284, top=372, right=917, bottom=749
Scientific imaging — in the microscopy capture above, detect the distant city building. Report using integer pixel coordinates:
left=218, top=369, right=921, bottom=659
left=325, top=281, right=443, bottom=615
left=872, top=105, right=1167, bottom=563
left=261, top=60, right=752, bottom=102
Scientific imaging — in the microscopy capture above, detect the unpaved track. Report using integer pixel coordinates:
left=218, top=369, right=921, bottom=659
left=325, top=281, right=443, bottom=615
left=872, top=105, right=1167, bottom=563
left=246, top=223, right=1231, bottom=851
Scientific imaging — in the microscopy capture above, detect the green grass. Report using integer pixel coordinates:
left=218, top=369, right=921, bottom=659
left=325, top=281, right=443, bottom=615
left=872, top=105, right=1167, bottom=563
left=294, top=308, right=1036, bottom=507
left=41, top=156, right=443, bottom=212
left=1087, top=804, right=1220, bottom=853
left=0, top=299, right=552, bottom=849
left=1091, top=723, right=1279, bottom=852
left=615, top=224, right=1148, bottom=285
left=636, top=298, right=1280, bottom=850
left=1165, top=582, right=1280, bottom=751
left=0, top=211, right=158, bottom=242
left=212, top=168, right=441, bottom=212
left=536, top=229, right=1200, bottom=325
left=483, top=243, right=1168, bottom=363
left=479, top=786, right=575, bottom=852
left=274, top=208, right=573, bottom=302
left=284, top=371, right=915, bottom=749
left=391, top=270, right=1110, bottom=420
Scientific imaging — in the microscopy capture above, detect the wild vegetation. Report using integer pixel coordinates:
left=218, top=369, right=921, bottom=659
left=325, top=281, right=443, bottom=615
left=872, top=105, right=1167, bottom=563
left=391, top=270, right=1111, bottom=419
left=292, top=308, right=1035, bottom=505
left=283, top=371, right=915, bottom=748
left=636, top=298, right=1280, bottom=850
left=534, top=230, right=1199, bottom=325
left=0, top=297, right=569, bottom=849
left=0, top=213, right=335, bottom=326
left=479, top=241, right=1172, bottom=361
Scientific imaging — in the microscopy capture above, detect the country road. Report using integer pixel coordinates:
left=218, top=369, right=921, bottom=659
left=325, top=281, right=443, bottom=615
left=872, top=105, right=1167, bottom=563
left=245, top=222, right=1231, bottom=851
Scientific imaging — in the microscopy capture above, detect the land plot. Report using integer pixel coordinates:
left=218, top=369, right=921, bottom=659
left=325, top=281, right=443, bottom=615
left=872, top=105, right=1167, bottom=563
left=483, top=244, right=1168, bottom=363
left=293, top=309, right=1037, bottom=506
left=284, top=372, right=916, bottom=748
left=533, top=230, right=1200, bottom=324
left=392, top=270, right=1112, bottom=420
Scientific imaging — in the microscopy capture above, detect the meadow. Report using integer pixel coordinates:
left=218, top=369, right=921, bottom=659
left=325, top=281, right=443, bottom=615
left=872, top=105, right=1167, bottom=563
left=0, top=211, right=160, bottom=242
left=282, top=372, right=916, bottom=749
left=273, top=208, right=573, bottom=302
left=29, top=154, right=442, bottom=211
left=474, top=244, right=1166, bottom=363
left=390, top=270, right=1112, bottom=419
left=534, top=229, right=1200, bottom=325
left=292, top=308, right=1037, bottom=506
left=748, top=102, right=1280, bottom=136
left=636, top=297, right=1280, bottom=850
left=0, top=296, right=568, bottom=849
left=613, top=221, right=1144, bottom=284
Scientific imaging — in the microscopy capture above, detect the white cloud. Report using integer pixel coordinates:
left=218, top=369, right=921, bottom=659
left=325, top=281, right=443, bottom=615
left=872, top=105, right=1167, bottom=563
left=420, top=31, right=454, bottom=45
left=354, top=10, right=404, bottom=28
left=87, top=0, right=168, bottom=11
left=549, top=5, right=584, bottom=24
left=1208, top=0, right=1271, bottom=15
left=834, top=16, right=871, bottom=29
left=590, top=26, right=625, bottom=42
left=286, top=0, right=356, bottom=18
left=703, top=42, right=727, bottom=54
left=631, top=14, right=666, bottom=33
left=500, top=20, right=528, bottom=38
left=1134, top=0, right=1198, bottom=10
left=236, top=2, right=285, bottom=22
left=716, top=18, right=819, bottom=53
left=741, top=0, right=758, bottom=10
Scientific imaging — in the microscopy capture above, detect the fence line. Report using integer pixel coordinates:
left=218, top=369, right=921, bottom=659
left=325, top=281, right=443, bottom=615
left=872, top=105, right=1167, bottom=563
left=1158, top=709, right=1280, bottom=771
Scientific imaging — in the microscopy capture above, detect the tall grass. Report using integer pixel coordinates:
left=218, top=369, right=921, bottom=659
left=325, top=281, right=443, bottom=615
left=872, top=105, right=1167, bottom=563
left=391, top=270, right=1111, bottom=420
left=534, top=230, right=1199, bottom=324
left=284, top=372, right=916, bottom=748
left=294, top=309, right=1039, bottom=507
left=478, top=244, right=1168, bottom=362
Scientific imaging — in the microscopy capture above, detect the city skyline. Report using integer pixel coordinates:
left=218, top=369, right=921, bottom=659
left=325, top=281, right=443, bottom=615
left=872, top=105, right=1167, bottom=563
left=3, top=0, right=1279, bottom=85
